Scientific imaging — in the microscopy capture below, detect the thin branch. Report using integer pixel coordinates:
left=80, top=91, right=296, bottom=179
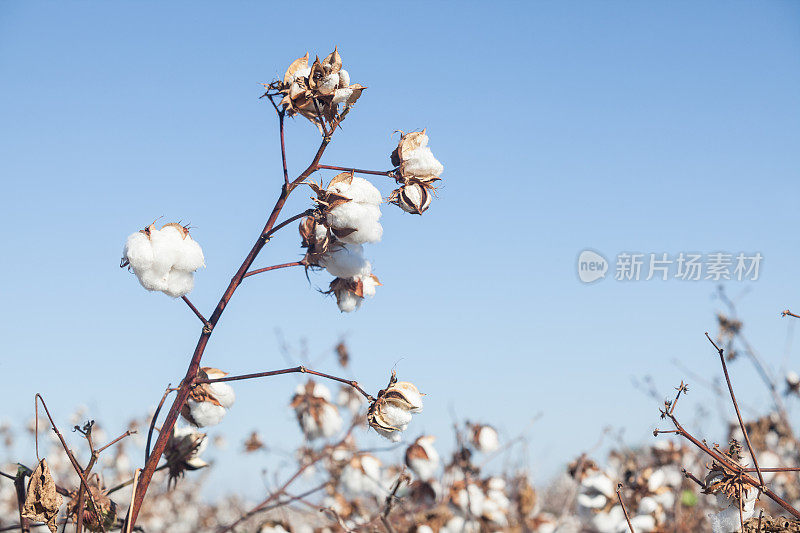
left=14, top=470, right=31, bottom=533
left=315, top=164, right=393, bottom=177
left=145, top=386, right=174, bottom=463
left=705, top=333, right=765, bottom=487
left=243, top=261, right=304, bottom=279
left=616, top=484, right=635, bottom=533
left=197, top=365, right=376, bottom=402
left=95, top=430, right=136, bottom=455
left=181, top=297, right=210, bottom=329
left=782, top=310, right=800, bottom=320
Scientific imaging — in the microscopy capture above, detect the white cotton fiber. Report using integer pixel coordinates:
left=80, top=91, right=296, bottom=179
left=318, top=73, right=339, bottom=95
left=380, top=403, right=412, bottom=429
left=319, top=403, right=343, bottom=437
left=336, top=290, right=362, bottom=313
left=208, top=382, right=235, bottom=409
left=165, top=269, right=195, bottom=298
left=187, top=399, right=227, bottom=427
left=403, top=147, right=444, bottom=177
left=709, top=507, right=741, bottom=533
left=321, top=244, right=368, bottom=278
left=327, top=204, right=383, bottom=245
left=360, top=275, right=379, bottom=298
left=123, top=232, right=155, bottom=272
left=331, top=88, right=354, bottom=105
left=173, top=235, right=205, bottom=271
left=338, top=69, right=350, bottom=88
left=329, top=177, right=382, bottom=206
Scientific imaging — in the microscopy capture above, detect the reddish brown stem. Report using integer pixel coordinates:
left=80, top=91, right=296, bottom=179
left=782, top=310, right=800, bottom=319
left=197, top=365, right=376, bottom=402
left=243, top=261, right=304, bottom=279
left=316, top=164, right=393, bottom=177
left=181, top=296, right=209, bottom=328
left=278, top=110, right=289, bottom=185
left=127, top=135, right=331, bottom=528
left=14, top=471, right=31, bottom=533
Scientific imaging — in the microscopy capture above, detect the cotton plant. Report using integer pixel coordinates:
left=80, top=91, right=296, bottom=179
left=121, top=222, right=205, bottom=298
left=105, top=47, right=443, bottom=529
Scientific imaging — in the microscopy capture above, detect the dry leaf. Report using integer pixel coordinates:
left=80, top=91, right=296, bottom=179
left=22, top=459, right=63, bottom=533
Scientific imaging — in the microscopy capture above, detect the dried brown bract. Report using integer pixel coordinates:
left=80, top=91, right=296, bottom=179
left=22, top=459, right=63, bottom=533
left=272, top=48, right=366, bottom=132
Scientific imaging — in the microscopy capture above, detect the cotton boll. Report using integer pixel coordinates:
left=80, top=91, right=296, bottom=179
left=476, top=425, right=499, bottom=452
left=336, top=290, right=362, bottom=313
left=403, top=147, right=444, bottom=177
left=186, top=400, right=227, bottom=427
left=165, top=269, right=195, bottom=298
left=310, top=382, right=332, bottom=401
left=318, top=73, right=339, bottom=95
left=321, top=244, right=368, bottom=278
left=295, top=67, right=311, bottom=80
left=149, top=227, right=183, bottom=284
left=628, top=514, right=656, bottom=532
left=379, top=403, right=412, bottom=430
left=338, top=69, right=350, bottom=88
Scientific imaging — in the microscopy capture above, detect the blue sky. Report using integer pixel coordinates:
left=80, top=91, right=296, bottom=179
left=1, top=2, right=799, bottom=497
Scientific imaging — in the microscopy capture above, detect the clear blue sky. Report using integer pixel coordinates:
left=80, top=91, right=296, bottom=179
left=2, top=2, right=799, bottom=497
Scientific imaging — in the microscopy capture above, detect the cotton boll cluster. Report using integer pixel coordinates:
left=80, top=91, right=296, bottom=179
left=367, top=376, right=424, bottom=442
left=470, top=423, right=500, bottom=453
left=389, top=130, right=444, bottom=215
left=405, top=436, right=440, bottom=481
left=121, top=222, right=205, bottom=298
left=290, top=380, right=343, bottom=440
left=301, top=173, right=385, bottom=313
left=181, top=368, right=235, bottom=428
left=274, top=48, right=365, bottom=131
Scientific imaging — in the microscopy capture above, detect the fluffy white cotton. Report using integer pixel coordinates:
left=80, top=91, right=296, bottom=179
left=373, top=426, right=402, bottom=442
left=337, top=386, right=364, bottom=413
left=442, top=516, right=480, bottom=533
left=380, top=403, right=412, bottom=430
left=402, top=146, right=444, bottom=177
left=329, top=176, right=382, bottom=206
left=321, top=244, right=369, bottom=278
left=409, top=437, right=439, bottom=480
left=338, top=69, right=350, bottom=88
left=327, top=203, right=383, bottom=244
left=318, top=73, right=339, bottom=95
left=476, top=426, right=499, bottom=452
left=208, top=382, right=235, bottom=409
left=122, top=225, right=205, bottom=298
left=258, top=525, right=290, bottom=533
left=299, top=403, right=341, bottom=440
left=164, top=269, right=195, bottom=298
left=709, top=506, right=745, bottom=533
left=186, top=400, right=227, bottom=427
left=454, top=483, right=486, bottom=516
left=359, top=275, right=379, bottom=298
left=332, top=88, right=354, bottom=105
left=337, top=290, right=362, bottom=313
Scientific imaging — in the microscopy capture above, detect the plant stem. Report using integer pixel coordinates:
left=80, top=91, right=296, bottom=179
left=127, top=134, right=331, bottom=528
left=316, top=164, right=393, bottom=177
